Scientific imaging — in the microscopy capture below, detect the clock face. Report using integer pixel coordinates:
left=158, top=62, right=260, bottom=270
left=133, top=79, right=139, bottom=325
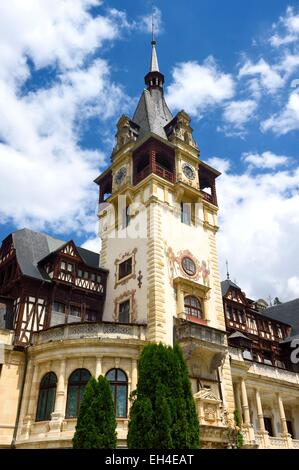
left=115, top=166, right=127, bottom=185
left=182, top=163, right=196, bottom=180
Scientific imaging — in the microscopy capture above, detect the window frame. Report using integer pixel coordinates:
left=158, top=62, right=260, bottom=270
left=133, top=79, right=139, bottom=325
left=180, top=202, right=191, bottom=225
left=182, top=256, right=196, bottom=276
left=65, top=368, right=91, bottom=418
left=118, top=257, right=133, bottom=281
left=105, top=368, right=128, bottom=418
left=114, top=249, right=137, bottom=288
left=184, top=295, right=203, bottom=319
left=118, top=299, right=130, bottom=323
left=36, top=372, right=57, bottom=422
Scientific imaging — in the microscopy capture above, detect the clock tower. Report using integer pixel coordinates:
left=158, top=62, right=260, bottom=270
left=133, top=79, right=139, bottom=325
left=95, top=38, right=235, bottom=426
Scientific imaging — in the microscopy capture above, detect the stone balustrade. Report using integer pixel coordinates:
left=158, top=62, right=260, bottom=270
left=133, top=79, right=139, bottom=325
left=32, top=321, right=147, bottom=346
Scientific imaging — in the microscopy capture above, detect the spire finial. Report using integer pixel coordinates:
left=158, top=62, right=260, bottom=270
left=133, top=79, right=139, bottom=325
left=226, top=260, right=230, bottom=280
left=149, top=3, right=159, bottom=73
left=151, top=1, right=155, bottom=44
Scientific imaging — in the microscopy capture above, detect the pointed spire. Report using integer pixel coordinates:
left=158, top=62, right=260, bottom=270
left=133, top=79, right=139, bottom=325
left=150, top=40, right=160, bottom=72
left=144, top=3, right=164, bottom=90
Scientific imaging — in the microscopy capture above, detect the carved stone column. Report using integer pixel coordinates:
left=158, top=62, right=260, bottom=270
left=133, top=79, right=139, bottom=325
left=131, top=359, right=138, bottom=392
left=277, top=394, right=288, bottom=435
left=254, top=388, right=269, bottom=448
left=240, top=378, right=255, bottom=444
left=240, top=378, right=250, bottom=426
left=22, top=362, right=39, bottom=439
left=233, top=382, right=243, bottom=424
left=255, top=389, right=265, bottom=432
left=177, top=288, right=185, bottom=319
left=95, top=357, right=102, bottom=379
left=49, top=360, right=66, bottom=434
left=277, top=393, right=292, bottom=448
left=203, top=296, right=210, bottom=323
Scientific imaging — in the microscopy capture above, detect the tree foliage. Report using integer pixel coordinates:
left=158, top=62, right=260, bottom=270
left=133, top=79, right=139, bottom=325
left=127, top=343, right=199, bottom=449
left=234, top=409, right=244, bottom=449
left=72, top=375, right=117, bottom=449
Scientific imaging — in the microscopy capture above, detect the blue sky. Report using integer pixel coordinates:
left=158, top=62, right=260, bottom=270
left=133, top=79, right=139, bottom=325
left=0, top=0, right=299, bottom=301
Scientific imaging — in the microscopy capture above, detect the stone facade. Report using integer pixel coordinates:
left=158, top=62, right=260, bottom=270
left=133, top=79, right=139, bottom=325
left=1, top=39, right=299, bottom=450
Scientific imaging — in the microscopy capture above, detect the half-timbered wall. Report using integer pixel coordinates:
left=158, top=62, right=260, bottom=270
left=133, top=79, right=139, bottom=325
left=0, top=235, right=108, bottom=346
left=223, top=286, right=292, bottom=370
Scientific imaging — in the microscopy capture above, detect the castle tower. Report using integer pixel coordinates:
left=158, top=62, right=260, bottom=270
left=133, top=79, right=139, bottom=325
left=95, top=39, right=235, bottom=437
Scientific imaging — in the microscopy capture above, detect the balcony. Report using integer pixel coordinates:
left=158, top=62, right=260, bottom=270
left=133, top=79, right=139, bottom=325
left=229, top=346, right=299, bottom=382
left=32, top=321, right=147, bottom=346
left=134, top=163, right=174, bottom=185
left=200, top=190, right=217, bottom=206
left=155, top=164, right=174, bottom=183
left=175, top=319, right=227, bottom=350
left=244, top=431, right=299, bottom=449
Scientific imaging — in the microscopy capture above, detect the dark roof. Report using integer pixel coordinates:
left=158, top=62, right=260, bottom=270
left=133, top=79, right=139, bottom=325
left=132, top=88, right=173, bottom=141
left=221, top=279, right=242, bottom=297
left=77, top=246, right=100, bottom=269
left=262, top=298, right=299, bottom=335
left=11, top=228, right=101, bottom=282
left=228, top=331, right=251, bottom=340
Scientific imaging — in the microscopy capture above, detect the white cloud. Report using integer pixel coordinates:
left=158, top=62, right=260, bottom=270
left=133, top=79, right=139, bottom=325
left=261, top=91, right=299, bottom=134
left=0, top=1, right=130, bottom=234
left=242, top=151, right=289, bottom=169
left=286, top=276, right=299, bottom=299
left=134, top=6, right=163, bottom=36
left=222, top=99, right=258, bottom=128
left=270, top=6, right=299, bottom=47
left=81, top=236, right=102, bottom=253
left=166, top=57, right=235, bottom=117
left=238, top=58, right=284, bottom=93
left=207, top=156, right=299, bottom=301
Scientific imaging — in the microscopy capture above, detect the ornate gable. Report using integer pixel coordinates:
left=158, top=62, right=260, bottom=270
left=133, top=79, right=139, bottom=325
left=59, top=241, right=81, bottom=260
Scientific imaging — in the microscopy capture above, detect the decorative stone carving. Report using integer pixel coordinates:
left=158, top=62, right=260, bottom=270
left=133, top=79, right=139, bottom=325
left=166, top=111, right=198, bottom=150
left=114, top=115, right=138, bottom=153
left=113, top=290, right=137, bottom=323
left=194, top=389, right=223, bottom=427
left=165, top=244, right=210, bottom=287
left=114, top=248, right=137, bottom=289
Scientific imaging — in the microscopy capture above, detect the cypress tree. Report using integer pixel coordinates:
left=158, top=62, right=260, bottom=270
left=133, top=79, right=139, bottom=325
left=127, top=343, right=199, bottom=449
left=72, top=375, right=117, bottom=449
left=173, top=345, right=200, bottom=448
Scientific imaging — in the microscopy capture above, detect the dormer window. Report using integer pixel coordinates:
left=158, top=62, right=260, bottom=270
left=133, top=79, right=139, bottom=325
left=61, top=260, right=73, bottom=272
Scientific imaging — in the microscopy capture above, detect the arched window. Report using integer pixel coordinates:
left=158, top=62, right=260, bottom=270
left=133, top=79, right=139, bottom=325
left=36, top=372, right=57, bottom=421
left=184, top=295, right=203, bottom=318
left=105, top=369, right=128, bottom=418
left=65, top=368, right=91, bottom=418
